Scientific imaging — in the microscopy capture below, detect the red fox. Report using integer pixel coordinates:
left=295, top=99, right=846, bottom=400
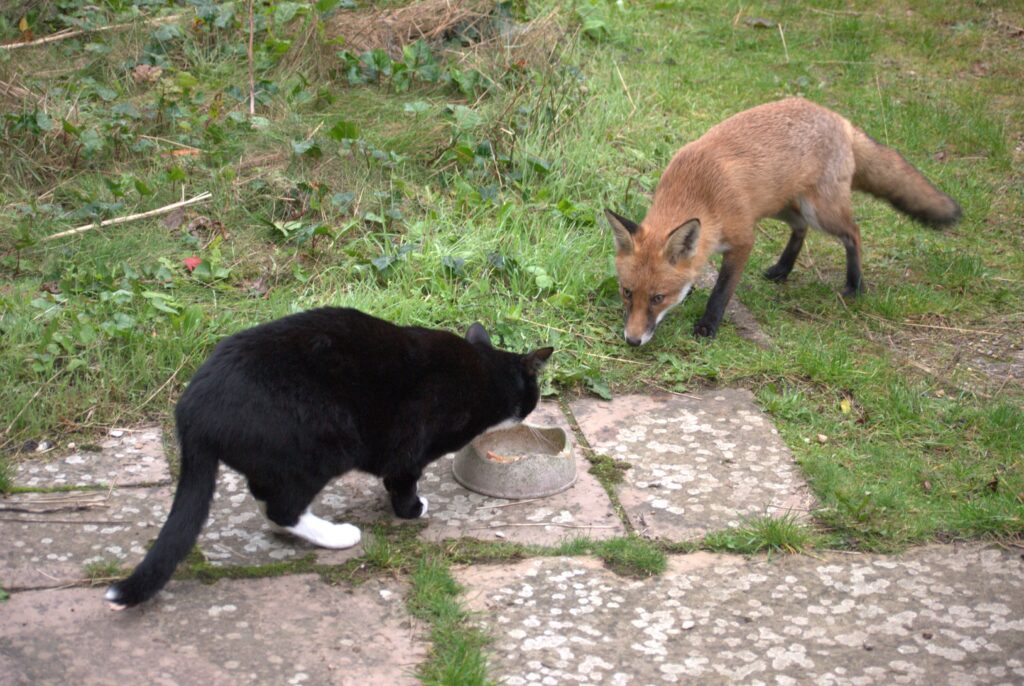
left=605, top=97, right=961, bottom=345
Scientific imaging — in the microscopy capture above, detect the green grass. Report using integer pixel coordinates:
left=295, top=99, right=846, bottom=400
left=703, top=515, right=817, bottom=555
left=82, top=559, right=128, bottom=582
left=3, top=0, right=1023, bottom=678
left=409, top=556, right=491, bottom=686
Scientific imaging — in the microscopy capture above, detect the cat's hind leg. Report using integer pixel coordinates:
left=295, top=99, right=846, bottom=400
left=250, top=477, right=361, bottom=549
left=286, top=510, right=360, bottom=549
left=384, top=473, right=428, bottom=519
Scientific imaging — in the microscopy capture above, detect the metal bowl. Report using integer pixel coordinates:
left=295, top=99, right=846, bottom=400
left=452, top=424, right=576, bottom=499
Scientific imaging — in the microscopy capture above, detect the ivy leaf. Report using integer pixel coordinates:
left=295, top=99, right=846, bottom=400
left=274, top=2, right=305, bottom=24
left=585, top=375, right=613, bottom=400
left=441, top=255, right=466, bottom=275
left=403, top=100, right=430, bottom=115
left=35, top=110, right=55, bottom=132
left=292, top=139, right=323, bottom=158
left=446, top=104, right=483, bottom=131
left=327, top=119, right=360, bottom=141
left=371, top=254, right=395, bottom=271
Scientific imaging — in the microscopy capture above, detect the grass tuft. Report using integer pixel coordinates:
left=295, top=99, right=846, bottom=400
left=703, top=516, right=816, bottom=556
left=587, top=454, right=632, bottom=486
left=83, top=559, right=127, bottom=582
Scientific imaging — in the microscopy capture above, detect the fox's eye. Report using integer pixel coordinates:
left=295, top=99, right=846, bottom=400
left=651, top=294, right=664, bottom=305
left=622, top=288, right=633, bottom=299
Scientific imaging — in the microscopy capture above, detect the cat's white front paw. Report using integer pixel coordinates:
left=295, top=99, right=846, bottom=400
left=418, top=496, right=429, bottom=518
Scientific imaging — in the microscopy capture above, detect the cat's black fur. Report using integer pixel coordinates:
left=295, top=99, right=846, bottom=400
left=106, top=307, right=553, bottom=607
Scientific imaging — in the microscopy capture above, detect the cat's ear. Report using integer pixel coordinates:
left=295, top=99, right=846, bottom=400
left=523, top=347, right=554, bottom=375
left=466, top=322, right=492, bottom=347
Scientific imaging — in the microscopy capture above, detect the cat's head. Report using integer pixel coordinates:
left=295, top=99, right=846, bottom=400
left=466, top=322, right=553, bottom=422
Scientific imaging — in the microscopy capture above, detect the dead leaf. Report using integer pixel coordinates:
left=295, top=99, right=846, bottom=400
left=840, top=397, right=852, bottom=414
left=743, top=17, right=777, bottom=28
left=131, top=64, right=163, bottom=84
left=922, top=480, right=932, bottom=493
left=40, top=281, right=60, bottom=294
left=985, top=476, right=999, bottom=493
left=18, top=16, right=33, bottom=42
left=241, top=277, right=270, bottom=298
left=816, top=433, right=829, bottom=444
left=933, top=150, right=948, bottom=163
left=186, top=215, right=228, bottom=242
left=165, top=148, right=201, bottom=157
left=163, top=207, right=186, bottom=230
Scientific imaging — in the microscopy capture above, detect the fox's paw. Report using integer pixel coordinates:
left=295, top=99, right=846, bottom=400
left=841, top=283, right=863, bottom=298
left=762, top=264, right=790, bottom=283
left=693, top=320, right=719, bottom=339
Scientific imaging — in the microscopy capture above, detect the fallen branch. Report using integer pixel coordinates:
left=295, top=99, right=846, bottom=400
left=40, top=192, right=212, bottom=243
left=0, top=14, right=184, bottom=50
left=0, top=77, right=42, bottom=104
left=247, top=0, right=256, bottom=116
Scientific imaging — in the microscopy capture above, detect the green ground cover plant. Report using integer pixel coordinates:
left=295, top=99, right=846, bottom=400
left=3, top=0, right=1022, bottom=681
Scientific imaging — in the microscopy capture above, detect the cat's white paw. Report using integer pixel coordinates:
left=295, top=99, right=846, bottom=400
left=287, top=512, right=361, bottom=549
left=418, top=496, right=429, bottom=518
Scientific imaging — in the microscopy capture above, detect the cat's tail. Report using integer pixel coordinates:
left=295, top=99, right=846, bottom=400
left=105, top=437, right=218, bottom=607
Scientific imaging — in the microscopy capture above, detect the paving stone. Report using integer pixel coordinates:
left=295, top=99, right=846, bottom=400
left=0, top=486, right=173, bottom=590
left=571, top=390, right=814, bottom=541
left=417, top=401, right=624, bottom=545
left=0, top=574, right=426, bottom=686
left=201, top=401, right=623, bottom=560
left=12, top=426, right=170, bottom=489
left=455, top=544, right=1024, bottom=685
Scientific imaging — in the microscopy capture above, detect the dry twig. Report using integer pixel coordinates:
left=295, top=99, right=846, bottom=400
left=40, top=192, right=212, bottom=243
left=0, top=14, right=184, bottom=50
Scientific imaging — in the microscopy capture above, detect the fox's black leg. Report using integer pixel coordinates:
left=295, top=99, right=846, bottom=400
left=694, top=241, right=752, bottom=338
left=801, top=189, right=864, bottom=297
left=840, top=236, right=863, bottom=297
left=763, top=208, right=808, bottom=283
left=385, top=473, right=427, bottom=519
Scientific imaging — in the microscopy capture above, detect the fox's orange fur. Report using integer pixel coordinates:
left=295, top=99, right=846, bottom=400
left=605, top=97, right=961, bottom=345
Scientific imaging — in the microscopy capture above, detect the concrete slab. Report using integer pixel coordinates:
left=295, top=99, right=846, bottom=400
left=0, top=486, right=172, bottom=589
left=0, top=574, right=427, bottom=686
left=416, top=401, right=624, bottom=545
left=201, top=401, right=623, bottom=558
left=12, top=426, right=170, bottom=488
left=455, top=544, right=1024, bottom=685
left=571, top=390, right=814, bottom=541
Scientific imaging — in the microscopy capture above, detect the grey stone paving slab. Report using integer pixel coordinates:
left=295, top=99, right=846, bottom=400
left=201, top=401, right=623, bottom=562
left=0, top=486, right=173, bottom=589
left=12, top=426, right=170, bottom=488
left=455, top=544, right=1024, bottom=686
left=571, top=390, right=815, bottom=541
left=417, top=401, right=624, bottom=545
left=0, top=574, right=426, bottom=686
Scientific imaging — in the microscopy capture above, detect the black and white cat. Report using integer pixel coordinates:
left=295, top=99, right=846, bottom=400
left=106, top=307, right=553, bottom=607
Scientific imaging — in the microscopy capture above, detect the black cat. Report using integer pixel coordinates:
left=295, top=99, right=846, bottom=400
left=106, top=307, right=553, bottom=607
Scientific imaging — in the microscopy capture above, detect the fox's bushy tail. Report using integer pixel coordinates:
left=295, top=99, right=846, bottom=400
left=105, top=438, right=218, bottom=607
left=851, top=129, right=961, bottom=227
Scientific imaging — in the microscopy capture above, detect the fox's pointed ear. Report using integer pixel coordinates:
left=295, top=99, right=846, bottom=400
left=466, top=322, right=492, bottom=347
left=663, top=218, right=701, bottom=264
left=604, top=209, right=640, bottom=256
left=523, top=347, right=554, bottom=375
